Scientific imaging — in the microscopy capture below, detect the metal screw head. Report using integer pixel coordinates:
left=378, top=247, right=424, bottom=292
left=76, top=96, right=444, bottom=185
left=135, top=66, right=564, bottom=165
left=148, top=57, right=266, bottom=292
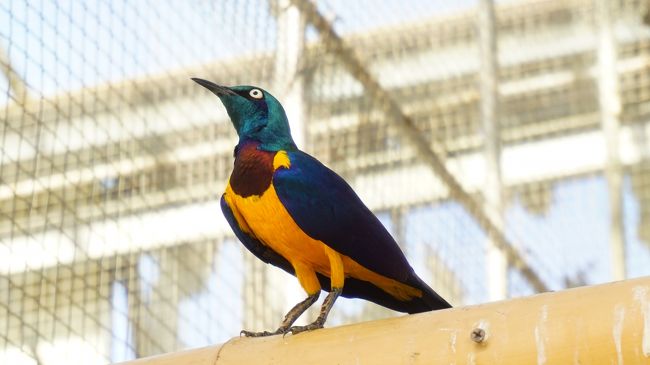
left=471, top=328, right=486, bottom=343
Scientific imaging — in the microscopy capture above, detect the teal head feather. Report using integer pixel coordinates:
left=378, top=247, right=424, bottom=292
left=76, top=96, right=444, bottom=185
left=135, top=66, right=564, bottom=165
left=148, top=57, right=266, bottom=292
left=192, top=78, right=296, bottom=151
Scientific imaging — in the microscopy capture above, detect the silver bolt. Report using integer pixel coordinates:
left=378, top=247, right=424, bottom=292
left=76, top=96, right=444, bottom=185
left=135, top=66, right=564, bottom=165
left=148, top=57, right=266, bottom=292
left=470, top=328, right=486, bottom=343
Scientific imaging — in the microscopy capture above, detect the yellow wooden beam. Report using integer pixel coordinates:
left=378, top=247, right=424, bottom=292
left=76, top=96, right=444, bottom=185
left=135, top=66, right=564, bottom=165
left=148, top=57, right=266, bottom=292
left=119, top=277, right=650, bottom=365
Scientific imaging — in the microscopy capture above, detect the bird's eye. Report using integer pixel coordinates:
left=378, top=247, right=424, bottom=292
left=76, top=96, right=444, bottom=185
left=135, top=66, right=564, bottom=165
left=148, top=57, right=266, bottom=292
left=249, top=89, right=263, bottom=99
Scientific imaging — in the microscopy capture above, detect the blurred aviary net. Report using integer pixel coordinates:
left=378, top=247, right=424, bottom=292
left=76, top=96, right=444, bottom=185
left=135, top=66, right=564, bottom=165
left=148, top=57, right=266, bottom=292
left=1, top=0, right=650, bottom=363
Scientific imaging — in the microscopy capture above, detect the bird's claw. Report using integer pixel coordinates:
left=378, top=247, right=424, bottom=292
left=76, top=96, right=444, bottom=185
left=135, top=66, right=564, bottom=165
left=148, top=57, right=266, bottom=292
left=288, top=322, right=324, bottom=335
left=240, top=328, right=288, bottom=337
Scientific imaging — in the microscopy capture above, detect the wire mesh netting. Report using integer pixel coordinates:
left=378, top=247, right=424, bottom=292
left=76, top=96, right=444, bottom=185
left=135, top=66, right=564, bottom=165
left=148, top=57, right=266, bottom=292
left=2, top=0, right=650, bottom=363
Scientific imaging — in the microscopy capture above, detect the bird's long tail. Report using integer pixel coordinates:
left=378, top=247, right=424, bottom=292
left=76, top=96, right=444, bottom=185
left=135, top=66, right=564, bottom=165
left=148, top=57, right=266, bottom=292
left=406, top=275, right=452, bottom=314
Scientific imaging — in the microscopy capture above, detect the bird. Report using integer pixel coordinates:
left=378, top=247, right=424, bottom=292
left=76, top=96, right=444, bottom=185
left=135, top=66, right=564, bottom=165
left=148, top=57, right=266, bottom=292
left=192, top=78, right=451, bottom=336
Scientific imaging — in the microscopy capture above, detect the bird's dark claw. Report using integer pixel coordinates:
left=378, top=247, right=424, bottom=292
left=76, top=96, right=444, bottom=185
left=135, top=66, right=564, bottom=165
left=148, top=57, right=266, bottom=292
left=240, top=327, right=289, bottom=337
left=288, top=321, right=324, bottom=335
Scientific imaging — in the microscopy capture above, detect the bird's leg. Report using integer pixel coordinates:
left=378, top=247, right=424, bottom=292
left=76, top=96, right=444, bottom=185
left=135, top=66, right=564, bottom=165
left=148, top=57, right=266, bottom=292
left=287, top=246, right=345, bottom=335
left=240, top=293, right=320, bottom=337
left=289, top=287, right=341, bottom=335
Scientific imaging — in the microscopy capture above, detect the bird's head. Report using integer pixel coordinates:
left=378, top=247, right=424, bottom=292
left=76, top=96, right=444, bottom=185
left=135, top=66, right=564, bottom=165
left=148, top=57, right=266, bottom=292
left=192, top=78, right=296, bottom=151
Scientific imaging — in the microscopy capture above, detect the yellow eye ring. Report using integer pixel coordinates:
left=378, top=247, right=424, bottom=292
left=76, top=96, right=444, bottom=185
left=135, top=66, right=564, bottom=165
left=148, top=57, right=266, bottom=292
left=249, top=89, right=263, bottom=99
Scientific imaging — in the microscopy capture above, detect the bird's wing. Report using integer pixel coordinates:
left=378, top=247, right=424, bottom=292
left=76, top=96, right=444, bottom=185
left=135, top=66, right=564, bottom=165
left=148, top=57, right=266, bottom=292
left=220, top=195, right=294, bottom=275
left=272, top=151, right=414, bottom=283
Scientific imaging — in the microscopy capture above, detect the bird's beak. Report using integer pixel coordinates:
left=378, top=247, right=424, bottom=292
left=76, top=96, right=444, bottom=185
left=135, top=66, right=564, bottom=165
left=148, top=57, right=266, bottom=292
left=191, top=78, right=236, bottom=96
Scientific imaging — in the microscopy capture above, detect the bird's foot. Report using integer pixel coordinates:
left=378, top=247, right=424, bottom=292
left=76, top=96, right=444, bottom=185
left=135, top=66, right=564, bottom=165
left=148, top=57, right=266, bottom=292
left=288, top=321, right=324, bottom=335
left=240, top=327, right=288, bottom=337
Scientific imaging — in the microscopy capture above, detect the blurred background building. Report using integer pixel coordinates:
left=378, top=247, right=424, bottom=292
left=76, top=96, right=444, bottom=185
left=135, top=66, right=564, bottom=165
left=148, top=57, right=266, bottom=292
left=1, top=0, right=650, bottom=363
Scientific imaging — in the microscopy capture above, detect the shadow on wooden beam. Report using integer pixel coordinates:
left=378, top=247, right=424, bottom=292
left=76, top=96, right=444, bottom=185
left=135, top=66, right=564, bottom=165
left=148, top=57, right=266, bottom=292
left=117, top=277, right=650, bottom=365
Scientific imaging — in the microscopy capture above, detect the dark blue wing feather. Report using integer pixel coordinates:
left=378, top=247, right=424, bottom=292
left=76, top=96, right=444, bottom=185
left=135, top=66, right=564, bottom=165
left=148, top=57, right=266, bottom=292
left=220, top=195, right=294, bottom=275
left=273, top=151, right=414, bottom=283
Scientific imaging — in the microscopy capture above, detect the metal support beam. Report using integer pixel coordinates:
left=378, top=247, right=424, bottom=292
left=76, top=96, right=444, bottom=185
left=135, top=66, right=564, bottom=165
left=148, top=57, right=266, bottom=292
left=595, top=0, right=626, bottom=281
left=0, top=44, right=27, bottom=105
left=114, top=276, right=650, bottom=365
left=272, top=0, right=308, bottom=148
left=289, top=0, right=548, bottom=293
left=478, top=0, right=508, bottom=300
